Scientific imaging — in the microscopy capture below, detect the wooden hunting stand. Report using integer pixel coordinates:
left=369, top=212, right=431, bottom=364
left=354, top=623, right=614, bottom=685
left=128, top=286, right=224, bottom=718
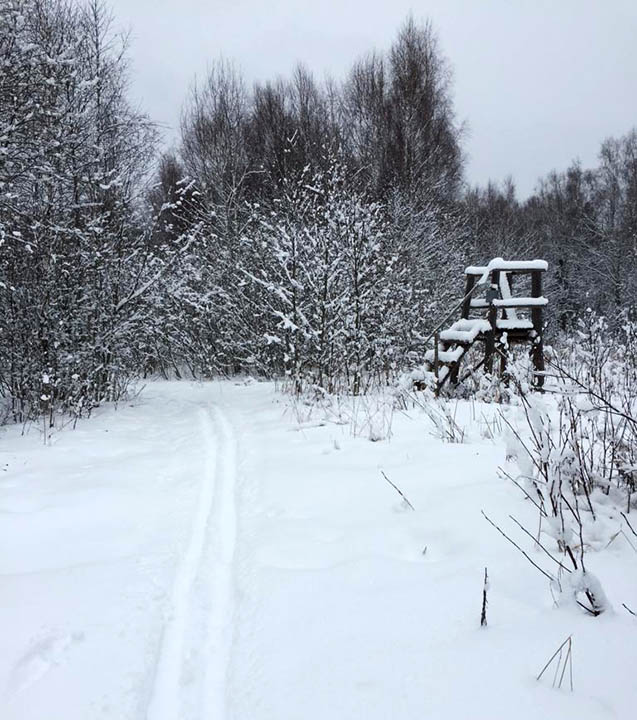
left=421, top=258, right=548, bottom=393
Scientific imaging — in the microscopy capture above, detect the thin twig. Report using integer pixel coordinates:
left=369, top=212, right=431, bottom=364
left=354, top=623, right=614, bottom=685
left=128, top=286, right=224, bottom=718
left=621, top=511, right=637, bottom=539
left=620, top=529, right=637, bottom=553
left=380, top=471, right=415, bottom=511
left=558, top=641, right=573, bottom=691
left=481, top=511, right=554, bottom=582
left=499, top=467, right=547, bottom=517
left=576, top=598, right=600, bottom=617
left=508, top=515, right=572, bottom=573
left=565, top=545, right=579, bottom=571
left=537, top=635, right=572, bottom=688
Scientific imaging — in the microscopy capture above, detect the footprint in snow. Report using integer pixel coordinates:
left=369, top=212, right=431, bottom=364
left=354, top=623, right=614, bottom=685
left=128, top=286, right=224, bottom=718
left=6, top=631, right=84, bottom=698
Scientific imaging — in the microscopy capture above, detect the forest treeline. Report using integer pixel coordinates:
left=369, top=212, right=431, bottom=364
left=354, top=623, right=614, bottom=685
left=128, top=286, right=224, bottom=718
left=1, top=0, right=636, bottom=421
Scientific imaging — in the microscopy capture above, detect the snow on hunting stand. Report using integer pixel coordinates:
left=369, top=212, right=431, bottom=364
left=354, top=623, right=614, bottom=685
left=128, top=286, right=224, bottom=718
left=416, top=258, right=548, bottom=393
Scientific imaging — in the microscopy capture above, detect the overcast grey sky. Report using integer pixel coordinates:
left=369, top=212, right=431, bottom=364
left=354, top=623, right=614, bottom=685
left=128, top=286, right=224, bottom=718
left=108, top=0, right=637, bottom=198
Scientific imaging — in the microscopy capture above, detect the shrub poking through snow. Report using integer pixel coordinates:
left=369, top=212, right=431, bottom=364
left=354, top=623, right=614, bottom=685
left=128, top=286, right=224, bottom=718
left=494, top=316, right=637, bottom=615
left=282, top=380, right=397, bottom=441
left=400, top=386, right=467, bottom=443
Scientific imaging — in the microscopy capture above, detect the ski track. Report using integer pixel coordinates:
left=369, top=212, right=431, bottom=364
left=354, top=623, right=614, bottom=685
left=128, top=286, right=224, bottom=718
left=146, top=402, right=237, bottom=720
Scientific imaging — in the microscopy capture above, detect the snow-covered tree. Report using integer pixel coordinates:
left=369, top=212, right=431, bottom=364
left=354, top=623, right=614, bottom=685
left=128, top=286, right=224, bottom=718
left=0, top=0, right=160, bottom=422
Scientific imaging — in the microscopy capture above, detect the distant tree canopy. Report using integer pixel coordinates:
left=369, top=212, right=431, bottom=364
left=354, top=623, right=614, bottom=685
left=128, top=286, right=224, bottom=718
left=173, top=17, right=464, bottom=211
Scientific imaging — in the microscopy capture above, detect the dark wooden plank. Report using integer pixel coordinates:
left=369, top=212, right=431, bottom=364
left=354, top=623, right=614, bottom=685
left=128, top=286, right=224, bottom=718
left=531, top=269, right=545, bottom=388
left=484, top=269, right=499, bottom=374
left=461, top=274, right=476, bottom=319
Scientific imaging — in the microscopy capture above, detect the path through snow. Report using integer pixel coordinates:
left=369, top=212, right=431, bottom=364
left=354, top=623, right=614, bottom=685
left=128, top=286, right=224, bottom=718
left=1, top=383, right=243, bottom=720
left=146, top=406, right=237, bottom=720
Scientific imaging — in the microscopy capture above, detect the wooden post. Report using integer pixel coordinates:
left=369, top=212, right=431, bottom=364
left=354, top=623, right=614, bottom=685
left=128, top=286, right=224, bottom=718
left=484, top=269, right=499, bottom=375
left=449, top=345, right=460, bottom=386
left=485, top=305, right=497, bottom=375
left=531, top=269, right=545, bottom=388
left=500, top=337, right=509, bottom=383
left=451, top=279, right=472, bottom=385
left=461, top=274, right=476, bottom=319
left=433, top=331, right=440, bottom=396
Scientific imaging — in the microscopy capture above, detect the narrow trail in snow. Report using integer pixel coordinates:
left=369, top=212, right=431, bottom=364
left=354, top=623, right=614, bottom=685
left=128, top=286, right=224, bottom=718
left=145, top=403, right=238, bottom=720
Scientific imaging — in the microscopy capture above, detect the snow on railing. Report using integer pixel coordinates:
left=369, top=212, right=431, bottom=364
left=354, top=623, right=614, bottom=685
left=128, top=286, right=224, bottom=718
left=425, top=346, right=465, bottom=364
left=495, top=318, right=534, bottom=330
left=465, top=257, right=548, bottom=277
left=439, top=319, right=491, bottom=343
left=471, top=297, right=548, bottom=308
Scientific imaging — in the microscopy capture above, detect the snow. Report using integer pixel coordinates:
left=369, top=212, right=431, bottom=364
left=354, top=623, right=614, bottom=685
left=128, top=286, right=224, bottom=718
left=494, top=296, right=548, bottom=307
left=471, top=296, right=548, bottom=308
left=498, top=270, right=518, bottom=322
left=1, top=380, right=635, bottom=719
left=425, top=346, right=465, bottom=363
left=146, top=406, right=236, bottom=720
left=465, top=258, right=549, bottom=275
left=496, top=318, right=534, bottom=330
left=439, top=318, right=491, bottom=343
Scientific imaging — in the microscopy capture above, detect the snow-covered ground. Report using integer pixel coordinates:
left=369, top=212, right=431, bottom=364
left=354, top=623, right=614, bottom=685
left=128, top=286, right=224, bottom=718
left=1, top=381, right=635, bottom=719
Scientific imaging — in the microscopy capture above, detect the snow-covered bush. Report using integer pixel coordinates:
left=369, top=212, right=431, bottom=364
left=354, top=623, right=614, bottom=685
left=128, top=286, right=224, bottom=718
left=500, top=313, right=637, bottom=614
left=238, top=157, right=418, bottom=395
left=551, top=313, right=637, bottom=507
